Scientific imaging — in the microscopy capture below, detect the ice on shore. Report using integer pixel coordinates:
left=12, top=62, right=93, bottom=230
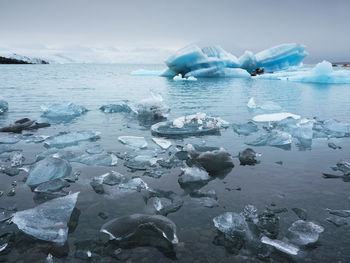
left=26, top=157, right=72, bottom=186
left=41, top=102, right=88, bottom=121
left=45, top=131, right=100, bottom=148
left=12, top=192, right=79, bottom=243
left=0, top=98, right=9, bottom=114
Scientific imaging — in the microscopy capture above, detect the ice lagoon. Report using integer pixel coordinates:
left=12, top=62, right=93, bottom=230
left=0, top=59, right=350, bottom=262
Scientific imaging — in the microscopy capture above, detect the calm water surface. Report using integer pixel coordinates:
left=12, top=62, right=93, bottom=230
left=0, top=64, right=349, bottom=262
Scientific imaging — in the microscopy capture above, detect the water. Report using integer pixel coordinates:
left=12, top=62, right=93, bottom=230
left=0, top=64, right=349, bottom=262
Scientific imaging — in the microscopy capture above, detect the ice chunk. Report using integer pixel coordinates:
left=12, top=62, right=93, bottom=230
left=325, top=208, right=350, bottom=218
left=0, top=98, right=9, bottom=114
left=145, top=189, right=183, bottom=216
left=323, top=119, right=350, bottom=137
left=152, top=137, right=172, bottom=150
left=247, top=97, right=281, bottom=111
left=292, top=208, right=308, bottom=220
left=186, top=144, right=234, bottom=173
left=45, top=131, right=100, bottom=148
left=287, top=61, right=350, bottom=84
left=173, top=74, right=197, bottom=81
left=0, top=145, right=21, bottom=154
left=238, top=148, right=260, bottom=165
left=287, top=220, right=324, bottom=246
left=134, top=93, right=169, bottom=123
left=26, top=157, right=72, bottom=186
left=34, top=179, right=70, bottom=193
left=241, top=204, right=258, bottom=224
left=71, top=153, right=118, bottom=166
left=255, top=43, right=308, bottom=73
left=10, top=152, right=24, bottom=167
left=195, top=197, right=219, bottom=208
left=331, top=160, right=350, bottom=175
left=86, top=145, right=104, bottom=154
left=232, top=121, right=259, bottom=136
left=326, top=216, right=348, bottom=227
left=100, top=214, right=178, bottom=245
left=246, top=131, right=292, bottom=148
left=41, top=102, right=87, bottom=121
left=247, top=97, right=257, bottom=109
left=178, top=166, right=210, bottom=185
left=261, top=236, right=299, bottom=256
left=130, top=69, right=163, bottom=76
left=151, top=113, right=228, bottom=137
left=253, top=112, right=300, bottom=122
left=12, top=192, right=79, bottom=243
left=118, top=136, right=147, bottom=149
left=99, top=103, right=132, bottom=113
left=190, top=189, right=217, bottom=200
left=213, top=212, right=251, bottom=241
left=0, top=136, right=20, bottom=144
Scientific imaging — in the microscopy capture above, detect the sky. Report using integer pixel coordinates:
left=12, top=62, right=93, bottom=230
left=0, top=0, right=349, bottom=62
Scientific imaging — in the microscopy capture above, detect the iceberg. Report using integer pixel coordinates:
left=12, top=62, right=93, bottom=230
left=100, top=214, right=178, bottom=245
left=26, top=157, right=72, bottom=186
left=0, top=98, right=9, bottom=114
left=44, top=131, right=100, bottom=148
left=287, top=61, right=350, bottom=84
left=254, top=43, right=308, bottom=73
left=238, top=51, right=257, bottom=73
left=253, top=112, right=300, bottom=122
left=163, top=45, right=249, bottom=78
left=12, top=192, right=79, bottom=243
left=41, top=102, right=88, bottom=121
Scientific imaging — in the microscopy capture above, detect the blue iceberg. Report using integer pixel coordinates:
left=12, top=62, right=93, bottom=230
left=162, top=45, right=248, bottom=78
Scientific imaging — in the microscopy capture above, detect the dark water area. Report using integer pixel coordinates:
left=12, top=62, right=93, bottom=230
left=0, top=64, right=349, bottom=262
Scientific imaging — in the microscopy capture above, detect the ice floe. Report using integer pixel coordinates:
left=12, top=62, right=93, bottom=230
left=41, top=102, right=88, bottom=121
left=45, top=131, right=100, bottom=148
left=253, top=112, right=300, bottom=122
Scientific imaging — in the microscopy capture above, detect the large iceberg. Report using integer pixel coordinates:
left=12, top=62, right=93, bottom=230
left=162, top=45, right=249, bottom=78
left=12, top=192, right=79, bottom=243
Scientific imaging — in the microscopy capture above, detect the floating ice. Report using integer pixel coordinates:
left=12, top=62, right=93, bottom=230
left=238, top=148, right=259, bottom=165
left=0, top=136, right=20, bottom=144
left=246, top=131, right=292, bottom=148
left=10, top=152, right=24, bottom=167
left=71, top=153, right=118, bottom=166
left=173, top=74, right=197, bottom=81
left=325, top=208, right=350, bottom=218
left=195, top=197, right=219, bottom=208
left=45, top=131, right=100, bottom=148
left=99, top=103, right=132, bottom=113
left=287, top=61, right=350, bottom=84
left=186, top=144, right=234, bottom=173
left=86, top=145, right=104, bottom=154
left=134, top=93, right=169, bottom=123
left=145, top=189, right=183, bottom=216
left=151, top=113, right=228, bottom=137
left=213, top=212, right=251, bottom=241
left=247, top=97, right=281, bottom=111
left=178, top=166, right=210, bottom=185
left=34, top=179, right=70, bottom=193
left=190, top=189, right=217, bottom=200
left=12, top=192, right=79, bottom=243
left=26, top=157, right=72, bottom=186
left=331, top=160, right=350, bottom=175
left=238, top=51, right=257, bottom=73
left=261, top=236, right=299, bottom=256
left=185, top=67, right=250, bottom=78
left=100, top=214, right=178, bottom=245
left=326, top=216, right=349, bottom=227
left=0, top=145, right=20, bottom=154
left=287, top=220, right=324, bottom=246
left=118, top=136, right=148, bottom=149
left=130, top=69, right=163, bottom=76
left=232, top=121, right=259, bottom=136
left=0, top=98, right=9, bottom=114
left=152, top=137, right=172, bottom=150
left=41, top=102, right=87, bottom=121
left=323, top=119, right=350, bottom=137
left=253, top=112, right=300, bottom=122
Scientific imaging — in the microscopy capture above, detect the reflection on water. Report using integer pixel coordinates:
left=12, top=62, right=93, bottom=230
left=0, top=64, right=349, bottom=262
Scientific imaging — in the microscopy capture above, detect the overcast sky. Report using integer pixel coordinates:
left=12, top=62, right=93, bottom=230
left=0, top=0, right=349, bottom=62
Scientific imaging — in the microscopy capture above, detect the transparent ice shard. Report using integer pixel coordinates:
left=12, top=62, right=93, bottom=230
left=45, top=131, right=100, bottom=148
